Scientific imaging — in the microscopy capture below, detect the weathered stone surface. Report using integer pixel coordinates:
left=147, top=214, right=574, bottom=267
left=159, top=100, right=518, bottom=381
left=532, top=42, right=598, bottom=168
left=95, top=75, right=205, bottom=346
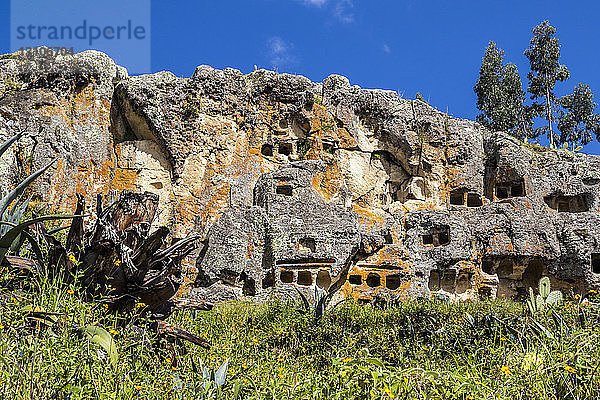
left=1, top=48, right=600, bottom=304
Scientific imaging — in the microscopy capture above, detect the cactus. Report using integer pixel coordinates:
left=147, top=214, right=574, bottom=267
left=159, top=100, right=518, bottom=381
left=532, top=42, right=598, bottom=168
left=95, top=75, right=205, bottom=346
left=526, top=277, right=563, bottom=314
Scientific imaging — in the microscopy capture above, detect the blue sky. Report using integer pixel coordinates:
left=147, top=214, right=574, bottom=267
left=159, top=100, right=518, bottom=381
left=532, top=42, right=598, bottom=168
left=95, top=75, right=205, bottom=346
left=2, top=0, right=600, bottom=154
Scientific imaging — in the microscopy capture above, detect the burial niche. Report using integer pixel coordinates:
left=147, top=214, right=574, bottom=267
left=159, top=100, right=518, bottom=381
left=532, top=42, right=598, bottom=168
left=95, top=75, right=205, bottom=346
left=422, top=227, right=450, bottom=247
left=544, top=194, right=590, bottom=213
left=592, top=253, right=600, bottom=274
left=495, top=178, right=525, bottom=200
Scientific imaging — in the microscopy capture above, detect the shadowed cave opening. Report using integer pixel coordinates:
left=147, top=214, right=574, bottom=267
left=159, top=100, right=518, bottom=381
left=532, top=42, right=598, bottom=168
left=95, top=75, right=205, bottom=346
left=349, top=274, right=362, bottom=285
left=276, top=185, right=293, bottom=196
left=316, top=270, right=331, bottom=289
left=366, top=273, right=381, bottom=287
left=495, top=179, right=525, bottom=200
left=280, top=270, right=294, bottom=283
left=299, top=238, right=316, bottom=253
left=261, top=144, right=273, bottom=157
left=297, top=270, right=313, bottom=286
left=423, top=227, right=450, bottom=247
left=592, top=254, right=600, bottom=274
left=467, top=193, right=483, bottom=207
left=450, top=191, right=464, bottom=206
left=385, top=274, right=401, bottom=290
left=544, top=194, right=590, bottom=213
left=278, top=142, right=292, bottom=156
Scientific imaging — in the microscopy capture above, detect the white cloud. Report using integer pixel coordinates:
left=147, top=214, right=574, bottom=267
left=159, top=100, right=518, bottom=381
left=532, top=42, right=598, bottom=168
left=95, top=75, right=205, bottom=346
left=382, top=44, right=391, bottom=54
left=333, top=0, right=354, bottom=23
left=299, top=0, right=354, bottom=23
left=267, top=36, right=296, bottom=68
left=302, top=0, right=328, bottom=6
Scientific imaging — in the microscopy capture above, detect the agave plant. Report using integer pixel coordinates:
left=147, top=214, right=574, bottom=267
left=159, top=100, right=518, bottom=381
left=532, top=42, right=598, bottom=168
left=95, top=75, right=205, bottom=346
left=0, top=126, right=73, bottom=265
left=295, top=284, right=330, bottom=323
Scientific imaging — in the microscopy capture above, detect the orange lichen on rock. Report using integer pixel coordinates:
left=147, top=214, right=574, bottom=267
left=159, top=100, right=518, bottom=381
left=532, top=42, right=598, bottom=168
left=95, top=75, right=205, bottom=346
left=311, top=162, right=344, bottom=202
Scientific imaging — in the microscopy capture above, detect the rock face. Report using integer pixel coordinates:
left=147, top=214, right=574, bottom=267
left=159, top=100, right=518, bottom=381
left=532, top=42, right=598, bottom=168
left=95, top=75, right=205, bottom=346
left=1, top=48, right=600, bottom=303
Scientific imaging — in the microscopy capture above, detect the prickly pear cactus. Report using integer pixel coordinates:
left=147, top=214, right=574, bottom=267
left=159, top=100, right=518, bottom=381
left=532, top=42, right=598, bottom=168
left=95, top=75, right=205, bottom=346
left=527, top=277, right=563, bottom=314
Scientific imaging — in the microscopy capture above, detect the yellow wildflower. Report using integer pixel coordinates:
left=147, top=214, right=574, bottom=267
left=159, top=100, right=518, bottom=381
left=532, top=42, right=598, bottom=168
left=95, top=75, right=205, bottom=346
left=252, top=338, right=258, bottom=343
left=0, top=325, right=4, bottom=329
left=109, top=329, right=118, bottom=335
left=136, top=302, right=146, bottom=308
left=521, top=353, right=543, bottom=371
left=68, top=254, right=77, bottom=263
left=114, top=259, right=121, bottom=266
left=564, top=365, right=576, bottom=374
left=500, top=366, right=510, bottom=374
left=384, top=387, right=395, bottom=398
left=500, top=337, right=506, bottom=341
left=67, top=289, right=74, bottom=295
left=343, top=357, right=352, bottom=362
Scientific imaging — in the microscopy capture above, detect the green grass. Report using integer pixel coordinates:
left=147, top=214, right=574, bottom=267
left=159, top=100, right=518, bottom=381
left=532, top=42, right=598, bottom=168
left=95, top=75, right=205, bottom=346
left=1, top=268, right=599, bottom=399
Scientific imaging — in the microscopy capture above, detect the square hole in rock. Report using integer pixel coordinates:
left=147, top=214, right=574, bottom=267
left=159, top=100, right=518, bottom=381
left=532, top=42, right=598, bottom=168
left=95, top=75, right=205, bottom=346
left=316, top=270, right=331, bottom=289
left=261, top=144, right=273, bottom=157
left=496, top=186, right=509, bottom=199
left=262, top=271, right=275, bottom=289
left=423, top=234, right=434, bottom=245
left=276, top=185, right=293, bottom=196
left=299, top=238, right=316, bottom=253
left=428, top=270, right=441, bottom=291
left=450, top=192, right=465, bottom=205
left=437, top=231, right=450, bottom=246
left=441, top=270, right=456, bottom=292
left=278, top=142, right=292, bottom=156
left=386, top=274, right=402, bottom=290
left=348, top=274, right=362, bottom=285
left=511, top=182, right=524, bottom=197
left=297, top=271, right=313, bottom=286
left=482, top=258, right=494, bottom=274
left=280, top=270, right=294, bottom=283
left=467, top=193, right=483, bottom=207
left=366, top=273, right=381, bottom=287
left=592, top=253, right=600, bottom=274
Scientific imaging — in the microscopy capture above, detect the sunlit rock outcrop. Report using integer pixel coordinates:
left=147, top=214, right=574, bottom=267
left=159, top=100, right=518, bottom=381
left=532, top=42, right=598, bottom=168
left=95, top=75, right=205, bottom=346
left=1, top=48, right=599, bottom=304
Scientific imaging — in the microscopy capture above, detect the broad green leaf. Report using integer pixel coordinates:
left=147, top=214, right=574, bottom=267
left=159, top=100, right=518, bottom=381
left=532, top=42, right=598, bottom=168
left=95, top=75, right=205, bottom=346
left=78, top=325, right=118, bottom=368
left=214, top=359, right=229, bottom=386
left=0, top=215, right=78, bottom=260
left=0, top=159, right=55, bottom=219
left=0, top=131, right=25, bottom=159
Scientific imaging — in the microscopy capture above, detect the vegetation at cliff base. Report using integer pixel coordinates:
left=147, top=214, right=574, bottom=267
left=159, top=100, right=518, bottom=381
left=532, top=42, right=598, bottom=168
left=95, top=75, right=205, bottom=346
left=1, top=265, right=600, bottom=399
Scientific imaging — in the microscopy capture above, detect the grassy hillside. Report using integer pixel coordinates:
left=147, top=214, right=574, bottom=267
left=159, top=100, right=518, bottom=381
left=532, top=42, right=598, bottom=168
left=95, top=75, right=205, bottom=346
left=0, top=270, right=598, bottom=399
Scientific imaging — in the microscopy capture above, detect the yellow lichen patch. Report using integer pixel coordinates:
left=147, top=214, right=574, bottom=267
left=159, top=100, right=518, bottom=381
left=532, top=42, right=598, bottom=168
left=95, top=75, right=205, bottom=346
left=362, top=246, right=411, bottom=268
left=341, top=264, right=413, bottom=302
left=351, top=204, right=388, bottom=233
left=311, top=163, right=344, bottom=202
left=111, top=169, right=138, bottom=191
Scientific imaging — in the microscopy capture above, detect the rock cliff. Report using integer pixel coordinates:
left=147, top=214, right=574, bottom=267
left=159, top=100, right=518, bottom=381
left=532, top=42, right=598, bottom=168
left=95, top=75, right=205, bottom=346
left=1, top=48, right=599, bottom=304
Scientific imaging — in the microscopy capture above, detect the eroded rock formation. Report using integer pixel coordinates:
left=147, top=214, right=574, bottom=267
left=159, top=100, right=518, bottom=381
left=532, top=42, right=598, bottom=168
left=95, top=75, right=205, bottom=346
left=1, top=48, right=600, bottom=304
